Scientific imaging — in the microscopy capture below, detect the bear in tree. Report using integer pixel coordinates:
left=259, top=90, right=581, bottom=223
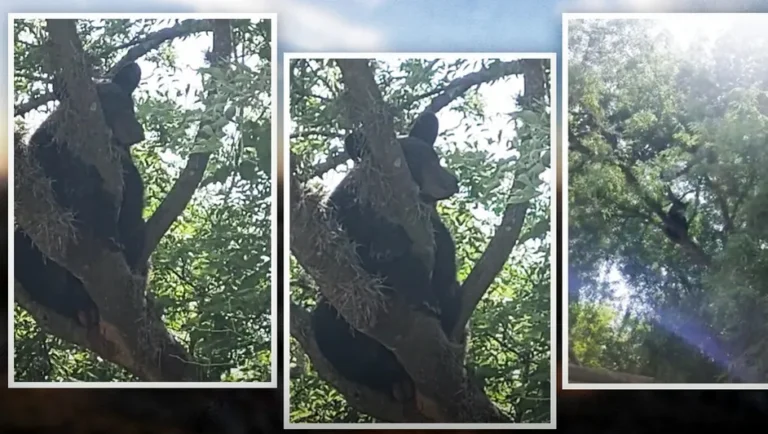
left=15, top=61, right=147, bottom=328
left=663, top=190, right=689, bottom=244
left=311, top=112, right=463, bottom=399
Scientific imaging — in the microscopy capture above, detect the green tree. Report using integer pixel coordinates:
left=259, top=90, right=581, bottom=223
left=13, top=18, right=273, bottom=382
left=568, top=18, right=768, bottom=383
left=289, top=58, right=552, bottom=423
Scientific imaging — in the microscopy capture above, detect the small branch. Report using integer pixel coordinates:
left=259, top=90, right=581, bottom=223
left=107, top=19, right=214, bottom=77
left=140, top=20, right=232, bottom=264
left=424, top=60, right=524, bottom=113
left=312, top=150, right=349, bottom=178
left=14, top=93, right=57, bottom=117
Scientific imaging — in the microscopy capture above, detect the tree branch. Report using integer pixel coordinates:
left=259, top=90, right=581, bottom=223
left=139, top=20, right=232, bottom=265
left=45, top=19, right=123, bottom=199
left=424, top=60, right=524, bottom=113
left=451, top=59, right=545, bottom=339
left=335, top=59, right=436, bottom=272
left=107, top=19, right=214, bottom=78
left=452, top=200, right=528, bottom=340
left=14, top=93, right=56, bottom=117
left=568, top=364, right=656, bottom=383
left=312, top=150, right=349, bottom=178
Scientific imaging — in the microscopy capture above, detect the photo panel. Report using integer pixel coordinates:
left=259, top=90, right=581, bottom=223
left=563, top=13, right=768, bottom=389
left=9, top=13, right=278, bottom=387
left=284, top=53, right=557, bottom=428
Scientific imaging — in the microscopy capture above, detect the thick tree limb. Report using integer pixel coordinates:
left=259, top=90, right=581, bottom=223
left=452, top=200, right=528, bottom=340
left=289, top=302, right=431, bottom=423
left=140, top=20, right=232, bottom=264
left=15, top=19, right=213, bottom=117
left=451, top=59, right=545, bottom=339
left=16, top=145, right=198, bottom=381
left=45, top=19, right=123, bottom=200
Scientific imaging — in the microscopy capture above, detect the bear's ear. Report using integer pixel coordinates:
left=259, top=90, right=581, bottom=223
left=112, top=62, right=142, bottom=94
left=344, top=131, right=367, bottom=161
left=408, top=111, right=439, bottom=146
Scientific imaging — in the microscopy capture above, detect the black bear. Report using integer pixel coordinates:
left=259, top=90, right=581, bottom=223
left=311, top=112, right=462, bottom=399
left=15, top=62, right=147, bottom=328
left=663, top=196, right=689, bottom=244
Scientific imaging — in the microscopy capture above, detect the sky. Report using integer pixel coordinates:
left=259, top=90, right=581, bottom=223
left=5, top=1, right=768, bottom=126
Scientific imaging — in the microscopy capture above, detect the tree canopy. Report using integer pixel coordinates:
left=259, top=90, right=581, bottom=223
left=568, top=18, right=768, bottom=384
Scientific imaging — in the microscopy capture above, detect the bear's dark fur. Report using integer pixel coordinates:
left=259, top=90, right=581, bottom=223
left=15, top=62, right=147, bottom=328
left=311, top=112, right=462, bottom=398
left=663, top=201, right=689, bottom=243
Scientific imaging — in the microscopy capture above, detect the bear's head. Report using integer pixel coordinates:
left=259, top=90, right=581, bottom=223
left=96, top=62, right=144, bottom=148
left=344, top=112, right=459, bottom=202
